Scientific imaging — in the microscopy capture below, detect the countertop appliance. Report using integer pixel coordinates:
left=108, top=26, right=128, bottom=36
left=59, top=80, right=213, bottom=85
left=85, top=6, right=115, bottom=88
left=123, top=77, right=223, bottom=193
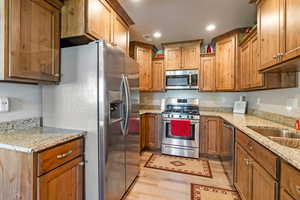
left=220, top=121, right=235, bottom=186
left=42, top=41, right=140, bottom=200
left=161, top=98, right=200, bottom=158
left=165, top=70, right=199, bottom=90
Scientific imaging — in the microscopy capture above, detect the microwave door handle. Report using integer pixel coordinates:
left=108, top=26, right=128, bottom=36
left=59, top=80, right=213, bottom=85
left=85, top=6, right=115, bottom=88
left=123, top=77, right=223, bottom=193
left=189, top=73, right=192, bottom=87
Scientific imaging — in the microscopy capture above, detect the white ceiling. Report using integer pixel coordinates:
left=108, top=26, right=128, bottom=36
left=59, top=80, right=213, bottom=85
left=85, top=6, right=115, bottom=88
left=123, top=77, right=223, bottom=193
left=119, top=0, right=257, bottom=48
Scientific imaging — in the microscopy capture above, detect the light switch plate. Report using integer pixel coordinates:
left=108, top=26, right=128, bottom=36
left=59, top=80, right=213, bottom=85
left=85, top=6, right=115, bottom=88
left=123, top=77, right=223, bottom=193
left=0, top=97, right=10, bottom=112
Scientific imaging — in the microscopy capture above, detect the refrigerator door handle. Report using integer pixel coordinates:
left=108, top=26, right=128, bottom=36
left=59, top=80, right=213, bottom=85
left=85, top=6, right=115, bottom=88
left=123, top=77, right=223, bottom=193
left=124, top=75, right=131, bottom=135
left=121, top=74, right=130, bottom=136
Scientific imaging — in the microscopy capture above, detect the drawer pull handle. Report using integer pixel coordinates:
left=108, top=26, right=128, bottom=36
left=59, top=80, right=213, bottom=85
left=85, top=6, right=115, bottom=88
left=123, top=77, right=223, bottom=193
left=296, top=186, right=300, bottom=194
left=57, top=150, right=73, bottom=159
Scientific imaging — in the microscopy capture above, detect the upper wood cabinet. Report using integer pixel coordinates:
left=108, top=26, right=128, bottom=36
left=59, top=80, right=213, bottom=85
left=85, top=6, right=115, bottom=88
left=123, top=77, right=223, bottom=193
left=200, top=116, right=221, bottom=156
left=200, top=53, right=216, bottom=91
left=163, top=40, right=202, bottom=71
left=61, top=0, right=133, bottom=54
left=0, top=0, right=62, bottom=83
left=182, top=45, right=200, bottom=70
left=239, top=28, right=297, bottom=91
left=164, top=47, right=182, bottom=70
left=258, top=0, right=300, bottom=72
left=215, top=35, right=237, bottom=91
left=130, top=42, right=154, bottom=91
left=258, top=0, right=280, bottom=70
left=112, top=14, right=130, bottom=54
left=240, top=29, right=264, bottom=90
left=152, top=58, right=165, bottom=92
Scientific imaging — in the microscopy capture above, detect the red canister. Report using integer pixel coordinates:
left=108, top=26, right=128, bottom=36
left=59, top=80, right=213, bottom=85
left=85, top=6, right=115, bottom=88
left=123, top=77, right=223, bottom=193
left=296, top=120, right=300, bottom=130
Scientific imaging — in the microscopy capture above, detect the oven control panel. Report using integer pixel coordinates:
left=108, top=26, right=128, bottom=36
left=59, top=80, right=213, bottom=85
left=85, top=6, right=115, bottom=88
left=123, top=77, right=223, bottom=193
left=162, top=113, right=200, bottom=120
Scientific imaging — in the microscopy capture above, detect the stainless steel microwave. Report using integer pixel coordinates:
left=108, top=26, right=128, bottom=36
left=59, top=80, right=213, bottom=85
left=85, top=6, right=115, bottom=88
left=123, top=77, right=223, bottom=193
left=165, top=70, right=199, bottom=90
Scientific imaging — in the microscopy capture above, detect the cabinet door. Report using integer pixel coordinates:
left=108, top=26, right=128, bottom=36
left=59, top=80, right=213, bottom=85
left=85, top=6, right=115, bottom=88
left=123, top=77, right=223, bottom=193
left=258, top=0, right=280, bottom=70
left=142, top=114, right=161, bottom=150
left=136, top=47, right=152, bottom=91
left=235, top=144, right=252, bottom=200
left=250, top=35, right=264, bottom=88
left=113, top=15, right=129, bottom=54
left=252, top=161, right=277, bottom=200
left=240, top=43, right=251, bottom=89
left=201, top=117, right=220, bottom=155
left=38, top=157, right=84, bottom=200
left=215, top=36, right=236, bottom=91
left=164, top=47, right=182, bottom=70
left=279, top=0, right=300, bottom=62
left=182, top=45, right=200, bottom=69
left=200, top=55, right=216, bottom=91
left=152, top=59, right=164, bottom=91
left=86, top=0, right=112, bottom=42
left=280, top=188, right=295, bottom=200
left=9, top=0, right=60, bottom=82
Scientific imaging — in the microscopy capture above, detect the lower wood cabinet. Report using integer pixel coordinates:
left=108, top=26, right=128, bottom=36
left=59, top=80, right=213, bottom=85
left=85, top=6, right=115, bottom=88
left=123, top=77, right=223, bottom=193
left=0, top=138, right=84, bottom=200
left=140, top=113, right=161, bottom=150
left=281, top=161, right=300, bottom=200
left=200, top=116, right=221, bottom=156
left=235, top=130, right=279, bottom=200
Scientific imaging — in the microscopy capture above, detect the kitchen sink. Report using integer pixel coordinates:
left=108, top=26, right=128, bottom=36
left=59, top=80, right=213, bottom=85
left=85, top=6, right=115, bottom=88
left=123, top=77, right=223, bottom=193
left=247, top=126, right=300, bottom=149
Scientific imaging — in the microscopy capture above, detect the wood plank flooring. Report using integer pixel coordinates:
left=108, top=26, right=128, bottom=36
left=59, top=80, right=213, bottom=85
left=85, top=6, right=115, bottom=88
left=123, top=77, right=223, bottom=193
left=124, top=152, right=233, bottom=200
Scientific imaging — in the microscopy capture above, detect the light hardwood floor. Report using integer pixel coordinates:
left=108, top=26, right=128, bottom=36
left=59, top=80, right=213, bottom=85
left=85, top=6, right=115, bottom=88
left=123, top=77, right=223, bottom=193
left=124, top=152, right=233, bottom=200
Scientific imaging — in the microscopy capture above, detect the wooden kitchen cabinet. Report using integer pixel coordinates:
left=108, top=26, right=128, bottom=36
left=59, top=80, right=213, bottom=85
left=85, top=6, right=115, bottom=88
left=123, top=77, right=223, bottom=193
left=257, top=0, right=300, bottom=72
left=163, top=40, right=202, bottom=70
left=257, top=0, right=280, bottom=70
left=151, top=58, right=165, bottom=91
left=0, top=137, right=84, bottom=200
left=235, top=130, right=279, bottom=200
left=200, top=53, right=216, bottom=91
left=235, top=144, right=252, bottom=200
left=164, top=47, right=182, bottom=70
left=200, top=116, right=221, bottom=156
left=61, top=0, right=133, bottom=54
left=0, top=0, right=62, bottom=83
left=281, top=161, right=300, bottom=200
left=215, top=34, right=237, bottom=91
left=130, top=41, right=155, bottom=91
left=38, top=156, right=84, bottom=200
left=140, top=114, right=161, bottom=150
left=182, top=45, right=200, bottom=70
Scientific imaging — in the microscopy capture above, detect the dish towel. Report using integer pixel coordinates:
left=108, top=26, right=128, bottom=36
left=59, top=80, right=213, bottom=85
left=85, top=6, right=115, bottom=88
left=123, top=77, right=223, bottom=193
left=171, top=120, right=191, bottom=137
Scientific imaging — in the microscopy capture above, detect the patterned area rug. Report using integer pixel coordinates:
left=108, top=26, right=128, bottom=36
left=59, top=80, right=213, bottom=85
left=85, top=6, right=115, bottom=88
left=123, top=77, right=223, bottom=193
left=144, top=154, right=212, bottom=178
left=191, top=184, right=240, bottom=200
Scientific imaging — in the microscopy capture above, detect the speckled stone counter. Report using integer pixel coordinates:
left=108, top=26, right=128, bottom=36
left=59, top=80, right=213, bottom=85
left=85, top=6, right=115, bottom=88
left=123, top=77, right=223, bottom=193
left=0, top=127, right=86, bottom=153
left=200, top=111, right=300, bottom=170
left=139, top=109, right=162, bottom=115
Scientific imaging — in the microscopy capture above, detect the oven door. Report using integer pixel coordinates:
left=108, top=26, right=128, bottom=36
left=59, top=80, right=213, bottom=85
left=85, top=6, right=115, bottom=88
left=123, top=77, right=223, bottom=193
left=162, top=119, right=200, bottom=148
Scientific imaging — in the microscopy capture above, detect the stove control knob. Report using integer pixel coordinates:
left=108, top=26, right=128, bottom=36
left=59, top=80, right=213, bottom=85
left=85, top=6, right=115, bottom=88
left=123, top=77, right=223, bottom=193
left=190, top=116, right=194, bottom=119
left=179, top=115, right=182, bottom=118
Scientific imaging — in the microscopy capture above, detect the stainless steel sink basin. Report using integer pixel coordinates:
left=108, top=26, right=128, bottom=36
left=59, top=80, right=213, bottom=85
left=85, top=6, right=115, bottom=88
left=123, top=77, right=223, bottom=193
left=247, top=126, right=300, bottom=149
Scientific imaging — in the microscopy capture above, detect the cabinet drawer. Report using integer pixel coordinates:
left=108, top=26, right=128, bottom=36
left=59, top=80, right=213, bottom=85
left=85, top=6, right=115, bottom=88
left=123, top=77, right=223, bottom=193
left=236, top=130, right=278, bottom=178
left=37, top=138, right=84, bottom=176
left=281, top=161, right=300, bottom=200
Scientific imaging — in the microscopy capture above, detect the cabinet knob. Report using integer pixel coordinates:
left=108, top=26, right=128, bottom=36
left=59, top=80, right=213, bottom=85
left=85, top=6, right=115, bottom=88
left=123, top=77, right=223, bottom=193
left=273, top=55, right=278, bottom=59
left=54, top=73, right=60, bottom=77
left=78, top=161, right=85, bottom=166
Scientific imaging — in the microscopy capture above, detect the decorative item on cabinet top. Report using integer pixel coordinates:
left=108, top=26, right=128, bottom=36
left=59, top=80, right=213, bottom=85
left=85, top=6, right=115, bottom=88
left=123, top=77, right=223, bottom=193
left=61, top=0, right=134, bottom=53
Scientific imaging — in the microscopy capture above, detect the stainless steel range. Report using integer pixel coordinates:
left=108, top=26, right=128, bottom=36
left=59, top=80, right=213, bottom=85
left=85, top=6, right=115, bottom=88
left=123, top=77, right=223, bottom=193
left=161, top=98, right=200, bottom=158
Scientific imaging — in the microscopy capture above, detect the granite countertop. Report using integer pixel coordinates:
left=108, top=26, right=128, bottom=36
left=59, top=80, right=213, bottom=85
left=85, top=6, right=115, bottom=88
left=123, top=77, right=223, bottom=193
left=140, top=109, right=162, bottom=114
left=0, top=127, right=86, bottom=153
left=140, top=109, right=300, bottom=170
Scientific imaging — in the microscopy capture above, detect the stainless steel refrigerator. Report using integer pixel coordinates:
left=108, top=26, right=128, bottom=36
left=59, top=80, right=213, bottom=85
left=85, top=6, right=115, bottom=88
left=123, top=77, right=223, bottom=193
left=42, top=41, right=140, bottom=200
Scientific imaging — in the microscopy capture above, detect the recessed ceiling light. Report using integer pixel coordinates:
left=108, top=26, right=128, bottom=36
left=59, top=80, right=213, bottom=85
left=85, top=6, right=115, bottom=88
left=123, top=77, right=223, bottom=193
left=153, top=32, right=162, bottom=38
left=206, top=24, right=216, bottom=32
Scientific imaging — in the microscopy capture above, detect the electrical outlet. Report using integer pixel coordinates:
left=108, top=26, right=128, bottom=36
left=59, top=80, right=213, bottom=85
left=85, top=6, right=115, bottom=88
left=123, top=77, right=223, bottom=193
left=0, top=97, right=10, bottom=113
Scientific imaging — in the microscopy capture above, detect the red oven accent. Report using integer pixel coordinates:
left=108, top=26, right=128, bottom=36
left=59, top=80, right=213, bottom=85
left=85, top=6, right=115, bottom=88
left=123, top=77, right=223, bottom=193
left=171, top=120, right=191, bottom=137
